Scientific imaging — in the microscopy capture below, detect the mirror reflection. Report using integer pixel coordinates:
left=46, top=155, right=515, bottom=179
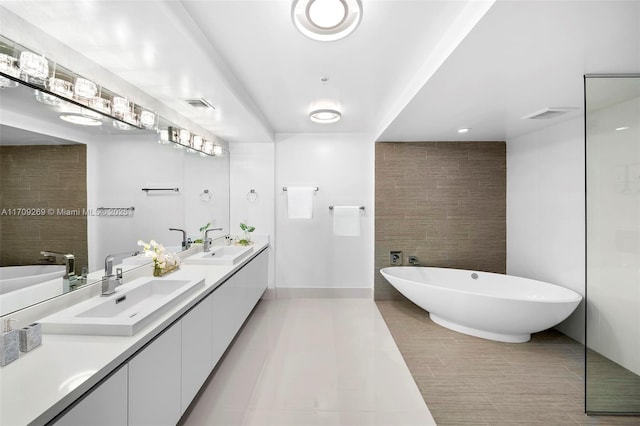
left=0, top=82, right=230, bottom=316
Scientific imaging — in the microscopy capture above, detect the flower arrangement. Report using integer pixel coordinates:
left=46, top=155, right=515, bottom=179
left=137, top=239, right=181, bottom=276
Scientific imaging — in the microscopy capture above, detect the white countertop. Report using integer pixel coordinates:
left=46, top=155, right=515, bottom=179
left=0, top=241, right=268, bottom=426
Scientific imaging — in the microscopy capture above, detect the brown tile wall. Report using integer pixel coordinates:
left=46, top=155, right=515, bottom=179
left=0, top=145, right=88, bottom=271
left=375, top=142, right=506, bottom=299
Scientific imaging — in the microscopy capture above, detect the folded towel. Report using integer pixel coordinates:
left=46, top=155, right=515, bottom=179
left=332, top=206, right=361, bottom=236
left=287, top=187, right=315, bottom=219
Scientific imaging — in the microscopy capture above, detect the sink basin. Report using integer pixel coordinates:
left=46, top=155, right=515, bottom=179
left=39, top=276, right=204, bottom=336
left=183, top=245, right=254, bottom=265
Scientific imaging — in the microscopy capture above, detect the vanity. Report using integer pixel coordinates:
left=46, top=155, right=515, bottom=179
left=0, top=241, right=269, bottom=426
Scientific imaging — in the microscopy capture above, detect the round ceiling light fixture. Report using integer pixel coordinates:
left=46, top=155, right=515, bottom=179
left=59, top=114, right=102, bottom=126
left=309, top=108, right=342, bottom=124
left=292, top=0, right=362, bottom=41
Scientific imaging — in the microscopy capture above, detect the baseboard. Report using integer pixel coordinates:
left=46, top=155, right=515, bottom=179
left=273, top=287, right=373, bottom=299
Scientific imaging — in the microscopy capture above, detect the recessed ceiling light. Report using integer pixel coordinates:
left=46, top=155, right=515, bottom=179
left=292, top=0, right=362, bottom=41
left=458, top=128, right=470, bottom=133
left=59, top=114, right=102, bottom=126
left=616, top=126, right=630, bottom=131
left=309, top=108, right=342, bottom=123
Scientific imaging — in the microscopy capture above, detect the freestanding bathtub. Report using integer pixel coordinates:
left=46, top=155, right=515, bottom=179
left=380, top=267, right=582, bottom=343
left=0, top=265, right=66, bottom=295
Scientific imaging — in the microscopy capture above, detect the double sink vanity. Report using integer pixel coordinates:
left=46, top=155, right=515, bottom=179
left=0, top=241, right=268, bottom=426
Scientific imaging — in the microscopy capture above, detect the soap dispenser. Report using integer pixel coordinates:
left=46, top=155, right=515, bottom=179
left=0, top=319, right=19, bottom=366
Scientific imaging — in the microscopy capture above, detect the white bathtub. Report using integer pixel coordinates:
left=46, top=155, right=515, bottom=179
left=380, top=267, right=582, bottom=343
left=0, top=265, right=66, bottom=295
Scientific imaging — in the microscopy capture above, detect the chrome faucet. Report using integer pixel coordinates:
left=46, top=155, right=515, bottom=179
left=408, top=256, right=421, bottom=266
left=203, top=227, right=224, bottom=252
left=40, top=251, right=78, bottom=291
left=169, top=228, right=191, bottom=250
left=101, top=251, right=139, bottom=296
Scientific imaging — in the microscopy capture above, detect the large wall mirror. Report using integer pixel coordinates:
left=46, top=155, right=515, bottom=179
left=0, top=82, right=230, bottom=316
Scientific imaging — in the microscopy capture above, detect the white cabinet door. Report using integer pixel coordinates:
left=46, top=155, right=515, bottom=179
left=54, top=365, right=128, bottom=426
left=211, top=276, right=238, bottom=367
left=129, top=323, right=181, bottom=426
left=211, top=250, right=268, bottom=368
left=246, top=249, right=268, bottom=306
left=181, top=296, right=213, bottom=413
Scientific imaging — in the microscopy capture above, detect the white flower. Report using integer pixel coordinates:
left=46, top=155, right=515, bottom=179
left=137, top=239, right=151, bottom=252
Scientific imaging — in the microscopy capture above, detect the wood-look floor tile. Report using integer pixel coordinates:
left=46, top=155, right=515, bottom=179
left=376, top=298, right=640, bottom=425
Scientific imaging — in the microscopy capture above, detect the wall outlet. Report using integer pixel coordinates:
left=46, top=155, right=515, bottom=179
left=390, top=251, right=403, bottom=265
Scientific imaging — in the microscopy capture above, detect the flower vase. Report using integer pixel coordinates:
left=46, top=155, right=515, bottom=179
left=153, top=263, right=179, bottom=277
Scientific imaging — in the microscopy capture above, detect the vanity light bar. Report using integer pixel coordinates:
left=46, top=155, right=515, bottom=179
left=166, top=127, right=223, bottom=157
left=0, top=34, right=225, bottom=158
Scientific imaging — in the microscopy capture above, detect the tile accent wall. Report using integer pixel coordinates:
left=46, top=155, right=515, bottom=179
left=375, top=142, right=506, bottom=299
left=0, top=145, right=88, bottom=270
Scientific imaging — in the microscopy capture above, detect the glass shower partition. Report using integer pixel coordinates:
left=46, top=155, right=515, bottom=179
left=585, top=74, right=640, bottom=415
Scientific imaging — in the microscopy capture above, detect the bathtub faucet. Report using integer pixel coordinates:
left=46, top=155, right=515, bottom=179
left=408, top=256, right=421, bottom=266
left=40, top=251, right=77, bottom=291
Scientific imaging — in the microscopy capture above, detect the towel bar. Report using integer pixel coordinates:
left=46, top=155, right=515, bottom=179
left=283, top=186, right=319, bottom=191
left=96, top=207, right=135, bottom=211
left=329, top=206, right=365, bottom=210
left=141, top=188, right=180, bottom=192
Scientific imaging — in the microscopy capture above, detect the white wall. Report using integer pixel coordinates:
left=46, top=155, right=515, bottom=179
left=274, top=132, right=374, bottom=291
left=229, top=143, right=275, bottom=288
left=506, top=117, right=585, bottom=343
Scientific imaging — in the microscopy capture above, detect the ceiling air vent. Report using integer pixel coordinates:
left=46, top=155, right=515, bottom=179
left=521, top=107, right=578, bottom=120
left=184, top=98, right=216, bottom=110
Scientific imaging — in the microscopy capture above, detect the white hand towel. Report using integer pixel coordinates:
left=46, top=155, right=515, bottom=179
left=332, top=206, right=361, bottom=236
left=287, top=187, right=315, bottom=219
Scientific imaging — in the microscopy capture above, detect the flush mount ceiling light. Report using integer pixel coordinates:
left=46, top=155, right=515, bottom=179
left=309, top=108, right=342, bottom=123
left=292, top=0, right=362, bottom=41
left=59, top=114, right=102, bottom=126
left=34, top=89, right=62, bottom=106
left=457, top=128, right=471, bottom=133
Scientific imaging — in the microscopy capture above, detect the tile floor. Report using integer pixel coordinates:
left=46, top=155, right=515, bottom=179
left=180, top=298, right=436, bottom=426
left=376, top=298, right=640, bottom=426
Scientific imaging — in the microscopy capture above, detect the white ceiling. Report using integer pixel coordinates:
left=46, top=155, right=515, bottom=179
left=1, top=0, right=639, bottom=144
